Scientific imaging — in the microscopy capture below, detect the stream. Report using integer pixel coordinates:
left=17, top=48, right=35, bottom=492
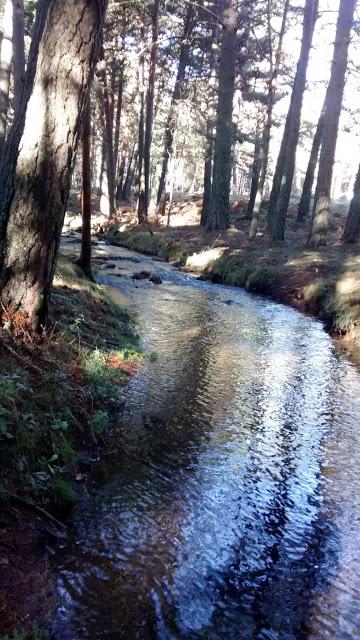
left=52, top=239, right=360, bottom=639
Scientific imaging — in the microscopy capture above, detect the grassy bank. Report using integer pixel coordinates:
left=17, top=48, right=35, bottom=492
left=104, top=224, right=360, bottom=342
left=0, top=257, right=141, bottom=637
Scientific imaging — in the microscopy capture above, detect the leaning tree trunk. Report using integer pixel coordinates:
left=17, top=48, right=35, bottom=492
left=343, top=163, right=360, bottom=243
left=308, top=0, right=356, bottom=247
left=12, top=0, right=25, bottom=115
left=297, top=98, right=325, bottom=223
left=0, top=0, right=13, bottom=156
left=268, top=0, right=319, bottom=242
left=206, top=0, right=238, bottom=231
left=0, top=0, right=107, bottom=330
left=78, top=96, right=93, bottom=279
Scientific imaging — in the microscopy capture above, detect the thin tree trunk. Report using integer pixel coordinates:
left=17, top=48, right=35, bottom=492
left=0, top=0, right=13, bottom=155
left=113, top=67, right=123, bottom=179
left=156, top=5, right=194, bottom=206
left=122, top=146, right=137, bottom=201
left=297, top=100, right=325, bottom=223
left=136, top=24, right=146, bottom=222
left=99, top=46, right=116, bottom=219
left=246, top=113, right=262, bottom=219
left=249, top=0, right=289, bottom=239
left=201, top=115, right=214, bottom=226
left=268, top=0, right=319, bottom=242
left=206, top=0, right=238, bottom=231
left=12, top=0, right=25, bottom=115
left=143, top=0, right=160, bottom=219
left=0, top=0, right=107, bottom=329
left=308, top=0, right=356, bottom=247
left=201, top=20, right=218, bottom=227
left=343, top=163, right=360, bottom=243
left=78, top=96, right=93, bottom=279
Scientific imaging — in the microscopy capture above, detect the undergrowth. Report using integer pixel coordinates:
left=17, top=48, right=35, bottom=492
left=0, top=257, right=142, bottom=513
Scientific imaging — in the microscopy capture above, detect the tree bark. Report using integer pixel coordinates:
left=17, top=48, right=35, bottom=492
left=201, top=114, right=214, bottom=227
left=0, top=0, right=13, bottom=155
left=143, top=0, right=160, bottom=219
left=78, top=96, right=93, bottom=279
left=206, top=0, right=238, bottom=231
left=268, top=0, right=319, bottom=242
left=156, top=4, right=194, bottom=206
left=99, top=47, right=116, bottom=219
left=113, top=66, right=124, bottom=179
left=201, top=20, right=218, bottom=227
left=308, top=0, right=356, bottom=247
left=0, top=0, right=107, bottom=329
left=343, top=163, right=360, bottom=243
left=249, top=0, right=289, bottom=239
left=136, top=24, right=146, bottom=222
left=12, top=0, right=25, bottom=115
left=296, top=99, right=325, bottom=223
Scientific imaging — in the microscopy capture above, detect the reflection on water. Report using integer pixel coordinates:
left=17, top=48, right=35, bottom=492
left=51, top=259, right=360, bottom=639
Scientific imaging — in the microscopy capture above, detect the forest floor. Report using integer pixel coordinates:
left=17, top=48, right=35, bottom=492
left=81, top=194, right=360, bottom=354
left=0, top=257, right=142, bottom=637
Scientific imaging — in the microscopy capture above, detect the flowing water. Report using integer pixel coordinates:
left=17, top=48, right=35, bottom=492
left=52, top=244, right=360, bottom=640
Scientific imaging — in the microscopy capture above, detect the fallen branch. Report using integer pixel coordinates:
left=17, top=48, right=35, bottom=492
left=0, top=339, right=43, bottom=375
left=1, top=490, right=67, bottom=532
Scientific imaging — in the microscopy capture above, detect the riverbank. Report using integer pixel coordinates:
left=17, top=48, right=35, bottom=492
left=103, top=218, right=360, bottom=346
left=0, top=257, right=141, bottom=637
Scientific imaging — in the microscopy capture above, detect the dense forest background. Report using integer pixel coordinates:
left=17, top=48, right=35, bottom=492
left=0, top=0, right=359, bottom=328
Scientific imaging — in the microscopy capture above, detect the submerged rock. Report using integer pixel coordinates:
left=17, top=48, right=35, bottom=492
left=132, top=271, right=151, bottom=280
left=149, top=274, right=162, bottom=285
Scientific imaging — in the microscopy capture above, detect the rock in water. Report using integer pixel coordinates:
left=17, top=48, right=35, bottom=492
left=149, top=274, right=162, bottom=285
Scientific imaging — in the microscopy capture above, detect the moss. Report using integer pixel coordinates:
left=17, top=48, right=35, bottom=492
left=103, top=226, right=187, bottom=264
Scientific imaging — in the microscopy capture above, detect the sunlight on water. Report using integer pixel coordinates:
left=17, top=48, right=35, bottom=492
left=52, top=253, right=360, bottom=639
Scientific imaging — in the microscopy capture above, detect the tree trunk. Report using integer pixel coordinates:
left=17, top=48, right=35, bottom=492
left=201, top=21, right=218, bottom=227
left=113, top=67, right=124, bottom=180
left=136, top=24, right=146, bottom=223
left=12, top=0, right=25, bottom=115
left=0, top=0, right=107, bottom=329
left=246, top=113, right=262, bottom=219
left=343, top=163, right=360, bottom=243
left=0, top=0, right=13, bottom=155
left=0, top=0, right=49, bottom=241
left=268, top=0, right=319, bottom=242
left=201, top=115, right=214, bottom=226
left=99, top=47, right=116, bottom=219
left=156, top=5, right=194, bottom=206
left=143, top=0, right=160, bottom=219
left=308, top=0, right=356, bottom=247
left=297, top=100, right=325, bottom=223
left=206, top=0, right=238, bottom=231
left=122, top=146, right=137, bottom=201
left=78, top=96, right=93, bottom=279
left=249, top=0, right=289, bottom=239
